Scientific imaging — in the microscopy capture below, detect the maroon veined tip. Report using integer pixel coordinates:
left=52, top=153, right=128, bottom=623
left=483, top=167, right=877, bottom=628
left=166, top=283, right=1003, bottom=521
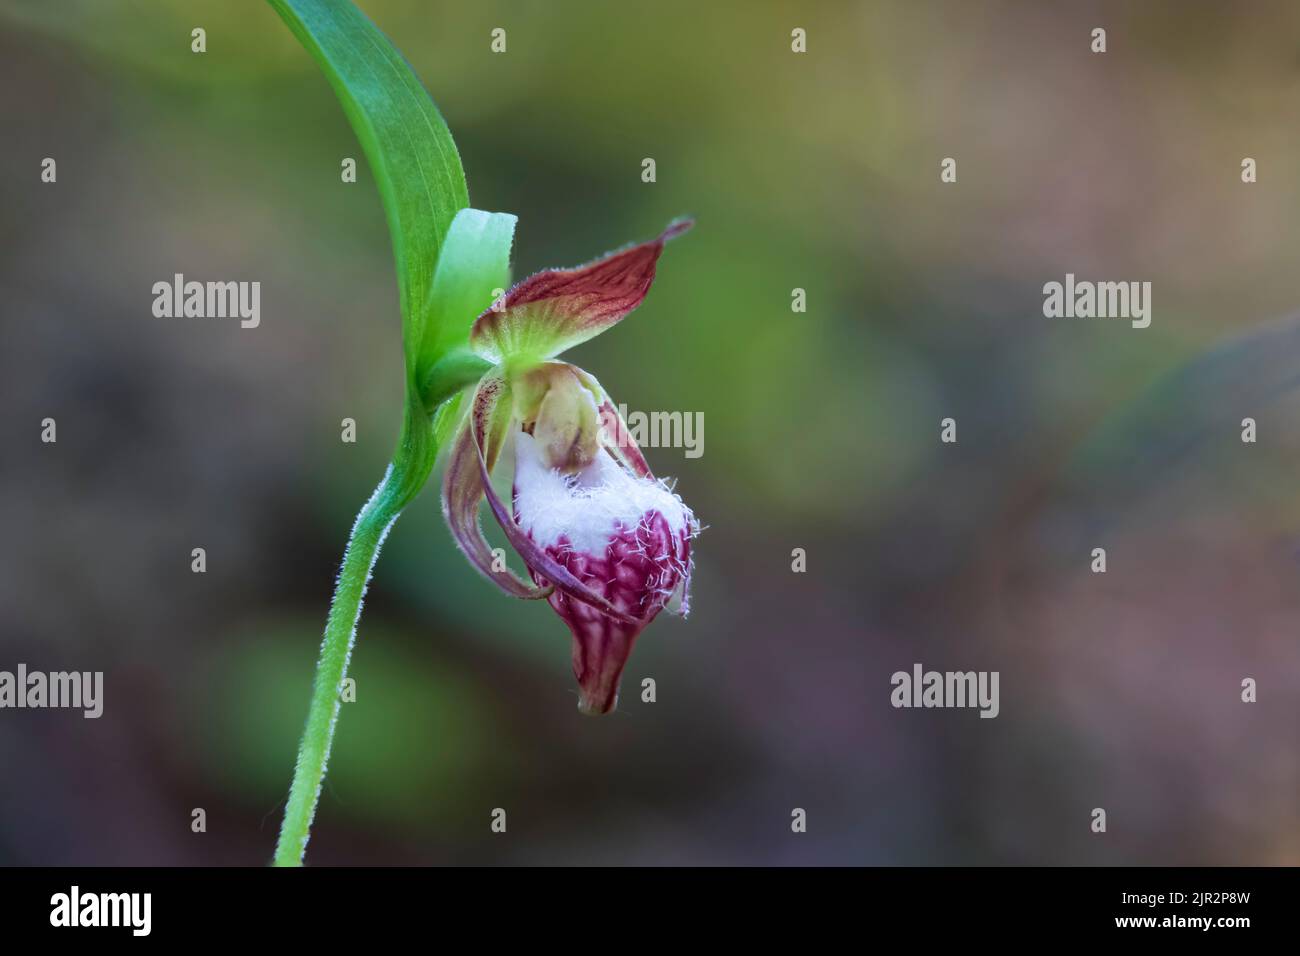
left=469, top=218, right=695, bottom=364
left=573, top=627, right=642, bottom=716
left=525, top=506, right=691, bottom=716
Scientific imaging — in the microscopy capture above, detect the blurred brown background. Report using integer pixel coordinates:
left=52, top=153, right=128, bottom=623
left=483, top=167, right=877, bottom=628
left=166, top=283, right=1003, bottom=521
left=0, top=0, right=1297, bottom=864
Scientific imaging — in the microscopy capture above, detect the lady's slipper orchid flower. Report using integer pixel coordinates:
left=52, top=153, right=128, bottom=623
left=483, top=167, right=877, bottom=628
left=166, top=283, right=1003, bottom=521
left=441, top=220, right=698, bottom=715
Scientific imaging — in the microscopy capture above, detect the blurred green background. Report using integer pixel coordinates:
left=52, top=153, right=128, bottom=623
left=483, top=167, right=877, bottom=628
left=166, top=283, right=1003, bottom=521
left=1, top=0, right=1298, bottom=864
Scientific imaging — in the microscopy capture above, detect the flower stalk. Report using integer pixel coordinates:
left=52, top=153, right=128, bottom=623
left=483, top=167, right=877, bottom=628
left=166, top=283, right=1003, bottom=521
left=272, top=469, right=399, bottom=866
left=273, top=394, right=436, bottom=866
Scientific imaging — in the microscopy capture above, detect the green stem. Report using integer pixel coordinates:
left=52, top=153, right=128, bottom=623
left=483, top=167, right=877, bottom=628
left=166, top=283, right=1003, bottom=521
left=274, top=399, right=438, bottom=866
left=272, top=471, right=401, bottom=866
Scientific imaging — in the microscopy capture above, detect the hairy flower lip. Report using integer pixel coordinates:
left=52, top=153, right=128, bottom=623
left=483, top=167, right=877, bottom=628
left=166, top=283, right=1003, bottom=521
left=512, top=428, right=695, bottom=715
left=440, top=363, right=692, bottom=632
left=470, top=390, right=646, bottom=628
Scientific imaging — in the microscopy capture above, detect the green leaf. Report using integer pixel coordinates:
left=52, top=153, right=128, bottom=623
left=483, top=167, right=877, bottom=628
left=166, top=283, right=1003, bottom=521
left=268, top=0, right=470, bottom=375
left=418, top=208, right=517, bottom=383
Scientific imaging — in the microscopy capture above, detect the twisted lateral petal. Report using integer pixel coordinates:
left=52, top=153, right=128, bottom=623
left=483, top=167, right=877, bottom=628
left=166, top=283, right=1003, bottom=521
left=441, top=375, right=552, bottom=599
left=469, top=219, right=693, bottom=363
left=471, top=430, right=644, bottom=628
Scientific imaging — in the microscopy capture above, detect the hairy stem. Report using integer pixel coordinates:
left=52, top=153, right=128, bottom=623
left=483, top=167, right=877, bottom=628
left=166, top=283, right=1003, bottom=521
left=273, top=393, right=441, bottom=865
left=272, top=468, right=404, bottom=866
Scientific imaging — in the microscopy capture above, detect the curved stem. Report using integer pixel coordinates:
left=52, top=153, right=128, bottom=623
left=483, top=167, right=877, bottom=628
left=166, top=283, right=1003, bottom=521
left=273, top=468, right=404, bottom=866
left=274, top=375, right=456, bottom=865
